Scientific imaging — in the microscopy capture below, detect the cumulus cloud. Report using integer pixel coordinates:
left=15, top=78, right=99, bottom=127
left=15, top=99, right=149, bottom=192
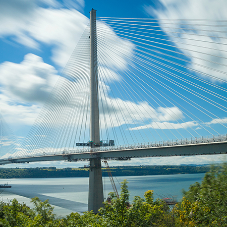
left=0, top=53, right=61, bottom=127
left=0, top=0, right=136, bottom=70
left=26, top=8, right=89, bottom=67
left=0, top=94, right=40, bottom=126
left=0, top=0, right=37, bottom=36
left=97, top=21, right=135, bottom=72
left=0, top=54, right=59, bottom=103
left=129, top=121, right=197, bottom=130
left=62, top=0, right=85, bottom=11
left=0, top=0, right=88, bottom=66
left=0, top=0, right=60, bottom=37
left=40, top=0, right=61, bottom=7
left=144, top=0, right=227, bottom=81
left=99, top=96, right=186, bottom=129
left=206, top=117, right=227, bottom=125
left=155, top=107, right=183, bottom=121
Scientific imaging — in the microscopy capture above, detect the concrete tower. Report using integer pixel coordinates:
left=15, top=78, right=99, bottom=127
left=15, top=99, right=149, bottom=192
left=88, top=8, right=104, bottom=213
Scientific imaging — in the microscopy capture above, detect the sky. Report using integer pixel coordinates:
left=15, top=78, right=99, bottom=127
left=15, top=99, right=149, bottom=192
left=0, top=0, right=227, bottom=168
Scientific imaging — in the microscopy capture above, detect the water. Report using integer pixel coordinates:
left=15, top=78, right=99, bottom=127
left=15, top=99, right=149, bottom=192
left=0, top=173, right=205, bottom=217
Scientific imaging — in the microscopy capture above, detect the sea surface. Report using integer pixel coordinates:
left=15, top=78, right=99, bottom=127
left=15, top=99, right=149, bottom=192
left=0, top=173, right=205, bottom=217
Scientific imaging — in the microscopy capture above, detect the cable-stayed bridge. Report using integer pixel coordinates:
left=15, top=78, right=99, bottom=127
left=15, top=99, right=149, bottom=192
left=1, top=9, right=227, bottom=212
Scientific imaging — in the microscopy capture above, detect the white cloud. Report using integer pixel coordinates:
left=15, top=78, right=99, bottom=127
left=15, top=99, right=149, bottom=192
left=98, top=83, right=185, bottom=129
left=129, top=121, right=197, bottom=130
left=0, top=0, right=37, bottom=36
left=98, top=68, right=122, bottom=83
left=0, top=1, right=88, bottom=64
left=0, top=94, right=40, bottom=126
left=0, top=1, right=134, bottom=70
left=144, top=0, right=227, bottom=81
left=206, top=117, right=227, bottom=125
left=155, top=107, right=183, bottom=121
left=62, top=0, right=85, bottom=11
left=0, top=0, right=61, bottom=37
left=97, top=21, right=135, bottom=72
left=27, top=8, right=89, bottom=67
left=0, top=54, right=59, bottom=103
left=40, top=0, right=61, bottom=7
left=0, top=53, right=62, bottom=127
left=13, top=33, right=40, bottom=49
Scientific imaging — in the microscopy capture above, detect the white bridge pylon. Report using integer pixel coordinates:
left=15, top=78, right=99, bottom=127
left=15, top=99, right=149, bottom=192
left=88, top=8, right=104, bottom=213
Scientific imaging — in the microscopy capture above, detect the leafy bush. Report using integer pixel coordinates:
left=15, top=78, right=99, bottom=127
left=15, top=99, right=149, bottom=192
left=1, top=163, right=227, bottom=226
left=174, top=163, right=227, bottom=226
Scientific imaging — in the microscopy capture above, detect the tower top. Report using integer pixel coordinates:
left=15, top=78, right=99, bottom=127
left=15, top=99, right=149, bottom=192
left=90, top=8, right=97, bottom=13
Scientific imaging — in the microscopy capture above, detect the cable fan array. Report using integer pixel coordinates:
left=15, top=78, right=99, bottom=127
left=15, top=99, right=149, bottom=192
left=0, top=113, right=19, bottom=159
left=96, top=17, right=227, bottom=147
left=17, top=25, right=91, bottom=158
left=5, top=17, right=227, bottom=158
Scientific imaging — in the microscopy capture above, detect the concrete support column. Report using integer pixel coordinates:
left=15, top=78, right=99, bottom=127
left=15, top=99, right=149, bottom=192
left=88, top=8, right=104, bottom=213
left=88, top=158, right=103, bottom=213
left=90, top=8, right=100, bottom=147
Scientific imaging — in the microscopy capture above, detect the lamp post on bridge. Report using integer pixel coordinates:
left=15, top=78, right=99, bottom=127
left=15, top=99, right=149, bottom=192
left=88, top=8, right=104, bottom=213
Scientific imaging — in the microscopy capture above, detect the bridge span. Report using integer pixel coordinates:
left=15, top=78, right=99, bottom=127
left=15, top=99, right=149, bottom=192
left=1, top=140, right=226, bottom=166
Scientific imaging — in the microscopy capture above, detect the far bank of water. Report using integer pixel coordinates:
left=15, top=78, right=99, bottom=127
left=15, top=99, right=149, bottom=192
left=0, top=173, right=205, bottom=217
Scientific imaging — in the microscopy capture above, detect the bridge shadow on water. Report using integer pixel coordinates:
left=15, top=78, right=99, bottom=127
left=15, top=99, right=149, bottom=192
left=2, top=184, right=88, bottom=214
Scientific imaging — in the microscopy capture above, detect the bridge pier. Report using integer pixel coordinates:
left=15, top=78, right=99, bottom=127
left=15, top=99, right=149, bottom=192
left=88, top=9, right=104, bottom=213
left=88, top=158, right=103, bottom=213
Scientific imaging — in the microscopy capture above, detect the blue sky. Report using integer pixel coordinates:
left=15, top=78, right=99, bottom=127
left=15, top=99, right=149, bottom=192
left=0, top=0, right=227, bottom=168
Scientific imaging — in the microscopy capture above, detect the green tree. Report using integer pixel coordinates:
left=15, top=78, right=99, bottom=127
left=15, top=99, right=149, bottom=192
left=63, top=211, right=104, bottom=227
left=31, top=197, right=56, bottom=226
left=1, top=199, right=34, bottom=226
left=3, top=165, right=227, bottom=227
left=99, top=180, right=174, bottom=227
left=174, top=163, right=227, bottom=226
left=0, top=197, right=60, bottom=227
left=99, top=179, right=130, bottom=226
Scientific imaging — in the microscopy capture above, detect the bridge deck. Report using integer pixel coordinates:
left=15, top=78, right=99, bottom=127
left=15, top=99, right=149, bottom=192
left=0, top=141, right=226, bottom=165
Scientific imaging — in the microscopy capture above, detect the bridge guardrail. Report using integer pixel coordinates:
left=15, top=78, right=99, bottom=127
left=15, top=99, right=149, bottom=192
left=3, top=134, right=227, bottom=161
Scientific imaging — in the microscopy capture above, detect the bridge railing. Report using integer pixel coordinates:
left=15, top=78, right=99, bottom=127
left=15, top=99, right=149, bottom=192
left=62, top=134, right=227, bottom=155
left=3, top=134, right=227, bottom=161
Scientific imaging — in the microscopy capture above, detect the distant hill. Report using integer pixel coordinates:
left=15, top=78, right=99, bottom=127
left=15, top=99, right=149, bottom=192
left=0, top=164, right=211, bottom=178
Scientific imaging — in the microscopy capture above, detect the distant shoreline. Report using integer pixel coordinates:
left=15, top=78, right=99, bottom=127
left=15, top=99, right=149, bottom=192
left=0, top=165, right=210, bottom=178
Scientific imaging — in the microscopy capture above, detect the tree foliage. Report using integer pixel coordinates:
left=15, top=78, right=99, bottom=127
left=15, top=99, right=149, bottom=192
left=174, top=163, right=227, bottom=226
left=99, top=180, right=174, bottom=226
left=0, top=163, right=226, bottom=226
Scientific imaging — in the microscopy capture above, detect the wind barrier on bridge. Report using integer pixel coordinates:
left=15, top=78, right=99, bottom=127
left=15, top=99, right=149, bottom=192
left=2, top=134, right=226, bottom=161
